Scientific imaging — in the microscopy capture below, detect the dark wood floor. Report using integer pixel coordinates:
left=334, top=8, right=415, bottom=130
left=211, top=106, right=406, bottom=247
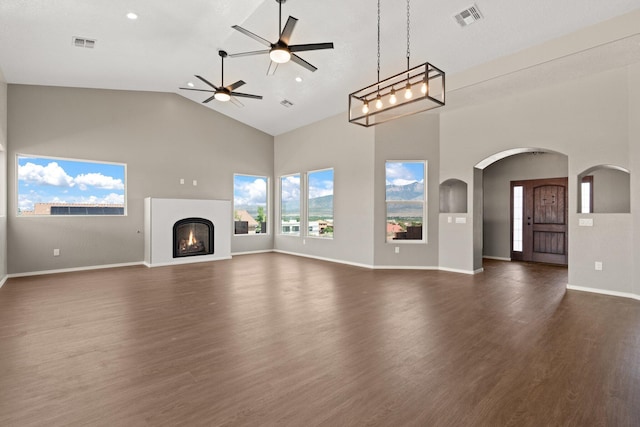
left=1, top=254, right=639, bottom=426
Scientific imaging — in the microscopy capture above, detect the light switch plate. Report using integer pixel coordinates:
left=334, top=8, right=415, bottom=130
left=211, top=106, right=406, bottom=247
left=579, top=218, right=593, bottom=227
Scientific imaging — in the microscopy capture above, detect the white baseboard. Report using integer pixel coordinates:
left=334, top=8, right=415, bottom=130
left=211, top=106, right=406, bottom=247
left=273, top=249, right=374, bottom=269
left=439, top=266, right=483, bottom=275
left=0, top=274, right=8, bottom=289
left=483, top=256, right=511, bottom=262
left=144, top=256, right=233, bottom=268
left=374, top=265, right=439, bottom=271
left=8, top=262, right=145, bottom=278
left=231, top=249, right=274, bottom=256
left=566, top=284, right=640, bottom=301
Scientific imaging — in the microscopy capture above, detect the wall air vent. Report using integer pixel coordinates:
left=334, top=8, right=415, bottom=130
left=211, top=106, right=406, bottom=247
left=280, top=99, right=294, bottom=108
left=454, top=4, right=483, bottom=27
left=72, top=36, right=97, bottom=48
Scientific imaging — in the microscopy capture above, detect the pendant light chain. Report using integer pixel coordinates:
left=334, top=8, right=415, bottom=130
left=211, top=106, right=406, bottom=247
left=406, top=0, right=411, bottom=69
left=377, top=0, right=381, bottom=83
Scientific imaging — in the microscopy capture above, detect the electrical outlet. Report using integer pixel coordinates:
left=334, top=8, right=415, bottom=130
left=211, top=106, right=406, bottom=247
left=192, top=180, right=197, bottom=186
left=53, top=249, right=60, bottom=257
left=595, top=261, right=603, bottom=271
left=303, top=239, right=306, bottom=245
left=180, top=178, right=184, bottom=185
left=395, top=246, right=400, bottom=254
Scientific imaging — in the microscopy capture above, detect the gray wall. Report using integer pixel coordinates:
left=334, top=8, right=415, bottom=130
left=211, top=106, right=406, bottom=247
left=590, top=168, right=631, bottom=213
left=0, top=70, right=6, bottom=280
left=374, top=113, right=440, bottom=268
left=274, top=113, right=376, bottom=267
left=7, top=85, right=273, bottom=274
left=630, top=62, right=640, bottom=297
left=483, top=152, right=568, bottom=259
left=440, top=65, right=634, bottom=293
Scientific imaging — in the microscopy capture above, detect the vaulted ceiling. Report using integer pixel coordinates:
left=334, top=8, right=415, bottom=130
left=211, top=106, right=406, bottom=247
left=1, top=0, right=639, bottom=135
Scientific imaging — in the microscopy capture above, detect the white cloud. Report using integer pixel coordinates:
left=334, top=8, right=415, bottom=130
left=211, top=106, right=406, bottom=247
left=234, top=178, right=267, bottom=206
left=74, top=173, right=124, bottom=191
left=18, top=162, right=75, bottom=187
left=281, top=175, right=300, bottom=202
left=18, top=195, right=35, bottom=212
left=391, top=178, right=416, bottom=186
left=309, top=180, right=334, bottom=199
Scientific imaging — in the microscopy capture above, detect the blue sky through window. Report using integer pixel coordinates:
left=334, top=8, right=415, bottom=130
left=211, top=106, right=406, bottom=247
left=17, top=155, right=126, bottom=214
left=385, top=162, right=424, bottom=186
left=308, top=169, right=334, bottom=199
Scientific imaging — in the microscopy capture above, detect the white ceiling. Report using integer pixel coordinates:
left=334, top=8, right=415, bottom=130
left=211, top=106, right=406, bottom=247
left=1, top=0, right=640, bottom=135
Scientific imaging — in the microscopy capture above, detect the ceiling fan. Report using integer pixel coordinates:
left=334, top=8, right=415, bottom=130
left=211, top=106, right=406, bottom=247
left=179, top=50, right=262, bottom=107
left=229, top=0, right=334, bottom=75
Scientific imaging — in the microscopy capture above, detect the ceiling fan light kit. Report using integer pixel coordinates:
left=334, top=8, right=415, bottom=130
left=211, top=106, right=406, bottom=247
left=179, top=50, right=262, bottom=107
left=229, top=0, right=334, bottom=75
left=349, top=0, right=445, bottom=127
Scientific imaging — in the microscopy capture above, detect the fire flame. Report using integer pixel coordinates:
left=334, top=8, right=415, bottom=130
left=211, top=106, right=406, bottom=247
left=187, top=229, right=197, bottom=247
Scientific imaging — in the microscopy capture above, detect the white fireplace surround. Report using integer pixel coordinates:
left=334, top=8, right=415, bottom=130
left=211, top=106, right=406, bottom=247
left=144, top=198, right=231, bottom=267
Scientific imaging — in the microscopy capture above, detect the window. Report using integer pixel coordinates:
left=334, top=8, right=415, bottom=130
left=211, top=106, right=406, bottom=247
left=512, top=185, right=523, bottom=252
left=17, top=155, right=126, bottom=216
left=280, top=173, right=301, bottom=235
left=233, top=174, right=268, bottom=235
left=580, top=176, right=593, bottom=214
left=385, top=161, right=426, bottom=242
left=307, top=168, right=334, bottom=238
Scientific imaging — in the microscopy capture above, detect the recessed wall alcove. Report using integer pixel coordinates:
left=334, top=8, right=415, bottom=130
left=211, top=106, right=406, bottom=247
left=440, top=179, right=468, bottom=213
left=577, top=165, right=630, bottom=213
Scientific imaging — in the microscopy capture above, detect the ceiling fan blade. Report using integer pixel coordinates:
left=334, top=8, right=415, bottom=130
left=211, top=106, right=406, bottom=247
left=267, top=61, right=279, bottom=76
left=231, top=25, right=272, bottom=47
left=290, top=54, right=318, bottom=72
left=279, top=16, right=298, bottom=45
left=195, top=75, right=220, bottom=90
left=229, top=49, right=270, bottom=58
left=203, top=95, right=217, bottom=103
left=225, top=80, right=246, bottom=92
left=230, top=92, right=263, bottom=100
left=179, top=88, right=215, bottom=93
left=289, top=42, right=334, bottom=52
left=229, top=97, right=245, bottom=108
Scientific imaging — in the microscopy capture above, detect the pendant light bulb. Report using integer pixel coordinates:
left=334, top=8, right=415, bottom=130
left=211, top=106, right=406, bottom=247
left=404, top=82, right=413, bottom=99
left=375, top=94, right=383, bottom=109
left=362, top=100, right=370, bottom=114
left=421, top=78, right=428, bottom=95
left=389, top=88, right=397, bottom=105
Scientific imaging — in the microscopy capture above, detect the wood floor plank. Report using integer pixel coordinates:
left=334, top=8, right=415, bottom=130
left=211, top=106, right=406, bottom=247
left=1, top=254, right=639, bottom=426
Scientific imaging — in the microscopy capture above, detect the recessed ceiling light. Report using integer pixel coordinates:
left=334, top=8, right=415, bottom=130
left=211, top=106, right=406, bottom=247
left=126, top=12, right=138, bottom=20
left=295, top=76, right=303, bottom=83
left=187, top=82, right=195, bottom=88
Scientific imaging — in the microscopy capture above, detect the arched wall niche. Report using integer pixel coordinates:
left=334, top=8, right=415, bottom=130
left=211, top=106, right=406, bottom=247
left=440, top=179, right=467, bottom=213
left=578, top=165, right=630, bottom=213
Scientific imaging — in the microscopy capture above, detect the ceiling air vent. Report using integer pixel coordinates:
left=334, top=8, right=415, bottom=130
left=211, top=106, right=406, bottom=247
left=72, top=36, right=96, bottom=48
left=454, top=4, right=483, bottom=27
left=280, top=99, right=294, bottom=108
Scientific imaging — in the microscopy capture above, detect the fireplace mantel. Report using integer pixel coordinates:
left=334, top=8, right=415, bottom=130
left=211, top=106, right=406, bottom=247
left=144, top=198, right=231, bottom=267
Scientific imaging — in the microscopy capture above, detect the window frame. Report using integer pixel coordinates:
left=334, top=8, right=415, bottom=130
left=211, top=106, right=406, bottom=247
left=279, top=172, right=302, bottom=237
left=233, top=173, right=270, bottom=236
left=306, top=167, right=334, bottom=239
left=385, top=160, right=427, bottom=244
left=16, top=153, right=127, bottom=217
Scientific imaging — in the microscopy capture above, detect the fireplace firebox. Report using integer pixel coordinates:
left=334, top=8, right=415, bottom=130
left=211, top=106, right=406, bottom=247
left=173, top=217, right=214, bottom=258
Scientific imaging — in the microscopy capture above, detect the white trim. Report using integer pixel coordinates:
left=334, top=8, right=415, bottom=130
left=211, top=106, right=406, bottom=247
left=273, top=249, right=373, bottom=269
left=566, top=284, right=640, bottom=301
left=231, top=249, right=274, bottom=256
left=0, top=275, right=8, bottom=289
left=144, top=256, right=232, bottom=268
left=439, top=266, right=483, bottom=275
left=273, top=249, right=483, bottom=274
left=7, top=262, right=145, bottom=278
left=483, top=256, right=511, bottom=261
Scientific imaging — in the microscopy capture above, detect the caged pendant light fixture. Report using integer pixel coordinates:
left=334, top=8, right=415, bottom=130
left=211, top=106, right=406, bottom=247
left=348, top=0, right=445, bottom=127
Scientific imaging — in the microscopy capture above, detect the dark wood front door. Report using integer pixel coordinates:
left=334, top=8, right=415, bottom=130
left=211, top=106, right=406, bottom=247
left=511, top=177, right=568, bottom=265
